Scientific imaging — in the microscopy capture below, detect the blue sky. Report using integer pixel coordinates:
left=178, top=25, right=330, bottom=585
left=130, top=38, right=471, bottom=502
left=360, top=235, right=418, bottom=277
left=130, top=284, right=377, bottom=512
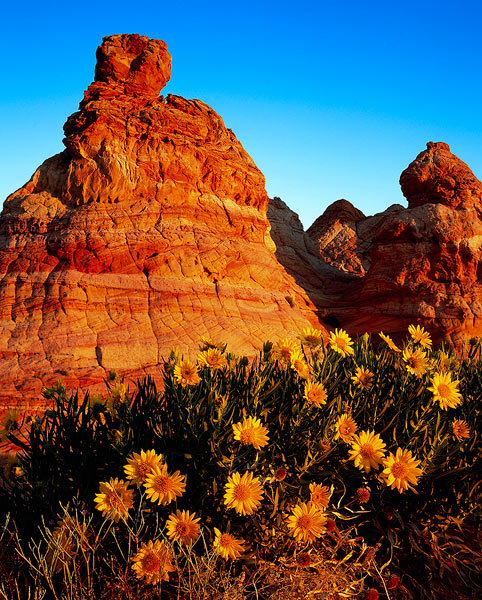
left=2, top=0, right=482, bottom=228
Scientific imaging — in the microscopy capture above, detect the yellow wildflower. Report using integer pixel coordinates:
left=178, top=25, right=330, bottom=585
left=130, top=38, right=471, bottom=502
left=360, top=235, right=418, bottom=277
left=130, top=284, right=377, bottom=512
left=328, top=328, right=355, bottom=357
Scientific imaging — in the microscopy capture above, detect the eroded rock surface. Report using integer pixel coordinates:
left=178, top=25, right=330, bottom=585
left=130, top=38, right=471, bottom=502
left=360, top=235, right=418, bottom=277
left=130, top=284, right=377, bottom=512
left=336, top=143, right=482, bottom=345
left=400, top=141, right=482, bottom=209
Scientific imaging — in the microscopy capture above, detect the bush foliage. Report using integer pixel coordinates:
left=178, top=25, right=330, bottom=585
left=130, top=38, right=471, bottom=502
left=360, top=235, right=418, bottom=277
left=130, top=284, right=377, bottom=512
left=0, top=329, right=481, bottom=599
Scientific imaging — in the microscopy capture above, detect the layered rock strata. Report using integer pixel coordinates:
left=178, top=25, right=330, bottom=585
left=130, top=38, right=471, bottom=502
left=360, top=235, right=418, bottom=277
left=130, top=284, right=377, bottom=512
left=0, top=34, right=327, bottom=409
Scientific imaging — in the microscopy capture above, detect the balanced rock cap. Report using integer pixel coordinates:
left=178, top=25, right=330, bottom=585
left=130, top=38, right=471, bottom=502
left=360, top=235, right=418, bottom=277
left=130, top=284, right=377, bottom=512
left=94, top=33, right=171, bottom=98
left=400, top=141, right=482, bottom=209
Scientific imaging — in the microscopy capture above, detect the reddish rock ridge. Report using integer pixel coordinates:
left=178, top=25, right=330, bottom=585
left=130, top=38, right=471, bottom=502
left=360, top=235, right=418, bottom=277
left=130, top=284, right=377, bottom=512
left=0, top=34, right=326, bottom=410
left=317, top=142, right=482, bottom=346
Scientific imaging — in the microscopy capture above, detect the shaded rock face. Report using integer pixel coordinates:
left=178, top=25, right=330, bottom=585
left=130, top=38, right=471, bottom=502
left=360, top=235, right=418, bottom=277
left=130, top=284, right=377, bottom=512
left=0, top=34, right=326, bottom=409
left=307, top=201, right=405, bottom=277
left=307, top=199, right=367, bottom=276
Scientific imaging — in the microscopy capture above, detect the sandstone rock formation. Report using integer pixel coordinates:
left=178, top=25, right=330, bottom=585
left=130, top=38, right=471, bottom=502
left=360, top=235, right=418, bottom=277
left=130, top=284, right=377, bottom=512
left=316, top=142, right=482, bottom=345
left=0, top=34, right=327, bottom=410
left=306, top=201, right=405, bottom=277
left=400, top=141, right=482, bottom=209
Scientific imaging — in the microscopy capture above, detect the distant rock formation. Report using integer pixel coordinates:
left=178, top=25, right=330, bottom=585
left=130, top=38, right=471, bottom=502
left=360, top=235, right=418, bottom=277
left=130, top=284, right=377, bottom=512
left=316, top=142, right=482, bottom=345
left=307, top=201, right=405, bottom=277
left=1, top=35, right=482, bottom=411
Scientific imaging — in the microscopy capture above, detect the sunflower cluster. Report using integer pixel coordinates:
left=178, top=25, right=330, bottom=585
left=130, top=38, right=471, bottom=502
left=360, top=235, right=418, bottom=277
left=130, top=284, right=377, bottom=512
left=21, top=320, right=477, bottom=599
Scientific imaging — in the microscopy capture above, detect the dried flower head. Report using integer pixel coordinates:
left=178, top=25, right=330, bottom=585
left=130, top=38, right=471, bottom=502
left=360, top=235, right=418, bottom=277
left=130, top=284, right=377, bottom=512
left=326, top=518, right=336, bottom=532
left=274, top=467, right=288, bottom=481
left=356, top=487, right=371, bottom=503
left=296, top=552, right=312, bottom=567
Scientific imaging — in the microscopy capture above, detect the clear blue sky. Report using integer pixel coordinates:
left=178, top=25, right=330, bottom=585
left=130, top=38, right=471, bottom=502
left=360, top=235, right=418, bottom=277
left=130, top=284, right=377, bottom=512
left=2, top=0, right=482, bottom=229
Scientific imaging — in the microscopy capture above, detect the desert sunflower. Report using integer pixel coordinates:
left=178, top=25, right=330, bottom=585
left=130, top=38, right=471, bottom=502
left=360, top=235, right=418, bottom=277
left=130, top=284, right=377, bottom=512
left=303, top=381, right=327, bottom=407
left=298, top=327, right=325, bottom=348
left=309, top=483, right=331, bottom=508
left=427, top=371, right=462, bottom=410
left=224, top=471, right=264, bottom=515
left=272, top=338, right=302, bottom=364
left=166, top=510, right=201, bottom=545
left=290, top=353, right=311, bottom=378
left=287, top=502, right=327, bottom=543
left=402, top=347, right=430, bottom=377
left=328, top=328, right=355, bottom=357
left=382, top=448, right=422, bottom=493
left=144, top=464, right=186, bottom=505
left=379, top=332, right=400, bottom=352
left=197, top=347, right=227, bottom=369
left=351, top=366, right=374, bottom=389
left=124, top=449, right=163, bottom=487
left=131, top=540, right=175, bottom=584
left=173, top=359, right=201, bottom=387
left=213, top=528, right=245, bottom=560
left=94, top=478, right=134, bottom=522
left=232, top=416, right=269, bottom=449
left=349, top=430, right=386, bottom=473
left=333, top=413, right=358, bottom=443
left=408, top=324, right=432, bottom=348
left=452, top=419, right=470, bottom=441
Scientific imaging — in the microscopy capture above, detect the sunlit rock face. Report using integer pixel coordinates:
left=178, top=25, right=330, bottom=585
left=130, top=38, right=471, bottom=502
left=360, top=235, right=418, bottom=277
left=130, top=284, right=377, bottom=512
left=0, top=34, right=327, bottom=410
